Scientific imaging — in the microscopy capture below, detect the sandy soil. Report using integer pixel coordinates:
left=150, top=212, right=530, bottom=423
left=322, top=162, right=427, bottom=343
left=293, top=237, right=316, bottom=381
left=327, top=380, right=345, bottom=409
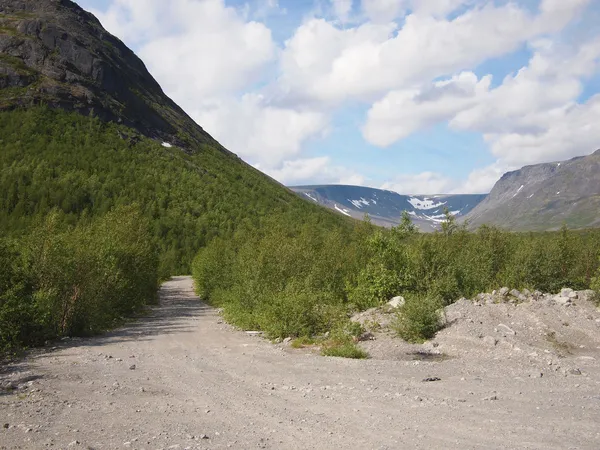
left=2, top=276, right=600, bottom=449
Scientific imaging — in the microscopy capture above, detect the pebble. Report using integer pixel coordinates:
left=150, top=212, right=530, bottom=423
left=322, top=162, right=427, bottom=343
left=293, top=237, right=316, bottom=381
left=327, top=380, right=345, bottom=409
left=129, top=365, right=136, bottom=370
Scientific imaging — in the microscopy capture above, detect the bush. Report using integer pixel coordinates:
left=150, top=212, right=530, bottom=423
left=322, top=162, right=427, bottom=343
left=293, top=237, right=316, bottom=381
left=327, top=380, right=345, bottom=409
left=192, top=216, right=359, bottom=339
left=321, top=341, right=368, bottom=359
left=393, top=295, right=444, bottom=343
left=0, top=205, right=159, bottom=355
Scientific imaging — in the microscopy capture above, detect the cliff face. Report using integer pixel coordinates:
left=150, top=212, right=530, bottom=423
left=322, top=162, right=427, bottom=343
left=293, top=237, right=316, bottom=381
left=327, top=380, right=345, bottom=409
left=0, top=0, right=221, bottom=151
left=465, top=150, right=600, bottom=231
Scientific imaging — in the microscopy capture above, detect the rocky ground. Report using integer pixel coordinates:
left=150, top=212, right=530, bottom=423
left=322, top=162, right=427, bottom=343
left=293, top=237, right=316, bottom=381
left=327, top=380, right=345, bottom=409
left=2, top=277, right=600, bottom=449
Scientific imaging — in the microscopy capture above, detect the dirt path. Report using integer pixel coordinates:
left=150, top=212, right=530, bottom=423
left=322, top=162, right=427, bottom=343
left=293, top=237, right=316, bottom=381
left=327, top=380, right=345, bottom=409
left=2, top=277, right=600, bottom=449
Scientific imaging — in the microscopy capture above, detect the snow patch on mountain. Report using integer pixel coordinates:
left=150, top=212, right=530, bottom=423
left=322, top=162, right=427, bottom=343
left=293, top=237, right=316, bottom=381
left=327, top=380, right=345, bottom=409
left=334, top=204, right=351, bottom=217
left=304, top=193, right=318, bottom=202
left=421, top=210, right=461, bottom=223
left=512, top=185, right=524, bottom=198
left=349, top=198, right=371, bottom=209
left=408, top=197, right=447, bottom=210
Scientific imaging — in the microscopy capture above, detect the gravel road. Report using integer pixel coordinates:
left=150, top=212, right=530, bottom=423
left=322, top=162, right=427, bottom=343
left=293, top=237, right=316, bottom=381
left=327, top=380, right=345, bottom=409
left=2, top=276, right=600, bottom=449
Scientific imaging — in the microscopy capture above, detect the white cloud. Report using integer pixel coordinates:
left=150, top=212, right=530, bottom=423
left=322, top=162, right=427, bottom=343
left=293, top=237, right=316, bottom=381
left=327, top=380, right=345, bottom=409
left=485, top=95, right=600, bottom=167
left=368, top=33, right=600, bottom=192
left=381, top=172, right=457, bottom=195
left=81, top=0, right=598, bottom=194
left=259, top=157, right=365, bottom=186
left=363, top=72, right=491, bottom=146
left=91, top=0, right=276, bottom=106
left=192, top=94, right=329, bottom=167
left=409, top=0, right=470, bottom=18
left=332, top=0, right=353, bottom=21
left=458, top=162, right=512, bottom=194
left=361, top=0, right=404, bottom=22
left=278, top=0, right=590, bottom=106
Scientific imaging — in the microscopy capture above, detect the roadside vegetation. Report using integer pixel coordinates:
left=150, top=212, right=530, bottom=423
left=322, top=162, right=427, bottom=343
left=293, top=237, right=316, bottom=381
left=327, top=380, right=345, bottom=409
left=2, top=107, right=600, bottom=357
left=0, top=107, right=348, bottom=355
left=194, top=211, right=600, bottom=351
left=0, top=206, right=158, bottom=355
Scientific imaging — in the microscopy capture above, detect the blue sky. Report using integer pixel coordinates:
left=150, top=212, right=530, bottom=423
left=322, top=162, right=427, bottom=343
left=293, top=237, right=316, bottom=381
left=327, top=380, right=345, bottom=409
left=77, top=0, right=600, bottom=194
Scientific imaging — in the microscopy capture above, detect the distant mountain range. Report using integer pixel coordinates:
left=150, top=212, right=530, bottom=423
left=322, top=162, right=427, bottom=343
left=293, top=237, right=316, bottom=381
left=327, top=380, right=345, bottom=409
left=465, top=150, right=600, bottom=231
left=289, top=185, right=486, bottom=231
left=292, top=150, right=600, bottom=232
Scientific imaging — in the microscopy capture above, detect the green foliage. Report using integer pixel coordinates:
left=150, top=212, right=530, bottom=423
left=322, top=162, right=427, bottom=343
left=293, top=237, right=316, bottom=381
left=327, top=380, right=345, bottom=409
left=0, top=205, right=158, bottom=354
left=347, top=219, right=418, bottom=308
left=0, top=107, right=347, bottom=278
left=290, top=336, right=318, bottom=348
left=393, top=295, right=444, bottom=343
left=193, top=216, right=358, bottom=339
left=193, top=193, right=600, bottom=349
left=321, top=341, right=368, bottom=359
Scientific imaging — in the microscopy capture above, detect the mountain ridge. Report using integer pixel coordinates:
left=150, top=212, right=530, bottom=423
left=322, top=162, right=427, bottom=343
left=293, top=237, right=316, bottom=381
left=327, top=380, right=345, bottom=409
left=465, top=149, right=600, bottom=230
left=0, top=0, right=225, bottom=153
left=290, top=184, right=486, bottom=231
left=0, top=0, right=350, bottom=276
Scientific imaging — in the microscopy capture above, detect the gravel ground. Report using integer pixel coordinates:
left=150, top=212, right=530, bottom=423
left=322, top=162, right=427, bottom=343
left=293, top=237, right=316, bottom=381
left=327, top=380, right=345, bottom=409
left=2, top=276, right=600, bottom=449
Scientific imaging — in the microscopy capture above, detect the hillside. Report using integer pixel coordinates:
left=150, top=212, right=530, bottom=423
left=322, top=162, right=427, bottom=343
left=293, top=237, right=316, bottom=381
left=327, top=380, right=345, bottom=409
left=0, top=0, right=219, bottom=150
left=290, top=185, right=486, bottom=231
left=0, top=0, right=349, bottom=276
left=465, top=150, right=600, bottom=231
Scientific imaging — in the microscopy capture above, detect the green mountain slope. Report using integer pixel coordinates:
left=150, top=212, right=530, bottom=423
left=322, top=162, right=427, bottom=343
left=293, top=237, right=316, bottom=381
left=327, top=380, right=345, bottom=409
left=0, top=0, right=350, bottom=277
left=0, top=107, right=349, bottom=276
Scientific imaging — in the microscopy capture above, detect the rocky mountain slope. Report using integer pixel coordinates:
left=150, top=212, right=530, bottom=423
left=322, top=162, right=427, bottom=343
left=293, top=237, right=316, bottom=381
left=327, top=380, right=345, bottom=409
left=290, top=185, right=486, bottom=231
left=465, top=150, right=600, bottom=230
left=0, top=0, right=224, bottom=150
left=0, top=0, right=348, bottom=275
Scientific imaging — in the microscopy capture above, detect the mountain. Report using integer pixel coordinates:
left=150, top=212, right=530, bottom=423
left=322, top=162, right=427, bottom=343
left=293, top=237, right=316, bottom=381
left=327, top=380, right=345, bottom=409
left=464, top=150, right=600, bottom=231
left=0, top=0, right=222, bottom=150
left=0, top=0, right=349, bottom=276
left=290, top=185, right=486, bottom=231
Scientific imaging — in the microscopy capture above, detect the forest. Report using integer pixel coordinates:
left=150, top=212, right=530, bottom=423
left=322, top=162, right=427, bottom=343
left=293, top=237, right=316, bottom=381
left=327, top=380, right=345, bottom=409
left=1, top=107, right=599, bottom=357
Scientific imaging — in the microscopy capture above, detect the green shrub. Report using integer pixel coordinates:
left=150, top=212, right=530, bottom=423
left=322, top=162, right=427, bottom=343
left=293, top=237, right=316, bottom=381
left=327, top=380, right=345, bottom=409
left=393, top=295, right=444, bottom=343
left=0, top=205, right=158, bottom=354
left=321, top=341, right=368, bottom=359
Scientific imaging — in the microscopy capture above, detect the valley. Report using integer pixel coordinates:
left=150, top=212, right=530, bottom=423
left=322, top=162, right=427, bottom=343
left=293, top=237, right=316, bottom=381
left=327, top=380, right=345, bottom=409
left=2, top=277, right=599, bottom=450
left=290, top=185, right=486, bottom=230
left=1, top=1, right=600, bottom=449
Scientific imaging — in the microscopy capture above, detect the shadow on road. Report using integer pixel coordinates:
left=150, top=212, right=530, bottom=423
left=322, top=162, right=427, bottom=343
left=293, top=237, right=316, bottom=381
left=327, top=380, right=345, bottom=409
left=91, top=276, right=212, bottom=345
left=4, top=277, right=210, bottom=370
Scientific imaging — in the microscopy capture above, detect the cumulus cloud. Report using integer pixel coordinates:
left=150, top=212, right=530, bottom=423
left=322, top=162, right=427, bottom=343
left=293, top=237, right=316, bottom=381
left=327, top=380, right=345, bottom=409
left=361, top=0, right=404, bottom=22
left=277, top=0, right=590, bottom=106
left=332, top=0, right=353, bottom=21
left=90, top=0, right=276, bottom=106
left=258, top=157, right=365, bottom=186
left=79, top=0, right=598, bottom=194
left=381, top=172, right=457, bottom=195
left=86, top=0, right=333, bottom=179
left=366, top=34, right=600, bottom=192
left=192, top=94, right=328, bottom=167
left=363, top=72, right=492, bottom=146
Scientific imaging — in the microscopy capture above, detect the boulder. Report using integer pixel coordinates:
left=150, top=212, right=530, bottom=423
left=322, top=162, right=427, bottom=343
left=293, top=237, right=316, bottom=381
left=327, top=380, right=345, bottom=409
left=553, top=295, right=572, bottom=306
left=560, top=288, right=574, bottom=298
left=388, top=296, right=405, bottom=308
left=509, top=289, right=521, bottom=298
